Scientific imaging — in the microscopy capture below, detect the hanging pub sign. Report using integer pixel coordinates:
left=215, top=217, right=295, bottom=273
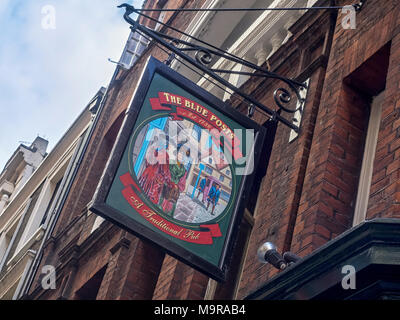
left=90, top=56, right=267, bottom=281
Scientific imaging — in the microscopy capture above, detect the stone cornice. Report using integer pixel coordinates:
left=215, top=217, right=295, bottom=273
left=246, top=219, right=400, bottom=300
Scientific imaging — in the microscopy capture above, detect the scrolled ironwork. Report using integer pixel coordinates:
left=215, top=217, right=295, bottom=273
left=195, top=49, right=213, bottom=66
left=274, top=88, right=292, bottom=112
left=118, top=3, right=308, bottom=132
left=274, top=86, right=305, bottom=114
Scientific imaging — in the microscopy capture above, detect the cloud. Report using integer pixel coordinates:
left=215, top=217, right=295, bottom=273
left=0, top=0, right=143, bottom=170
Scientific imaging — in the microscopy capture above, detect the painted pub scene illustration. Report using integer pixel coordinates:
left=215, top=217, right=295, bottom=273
left=131, top=116, right=233, bottom=224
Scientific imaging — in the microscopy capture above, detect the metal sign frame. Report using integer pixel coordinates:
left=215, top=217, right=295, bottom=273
left=90, top=56, right=270, bottom=281
left=118, top=3, right=309, bottom=133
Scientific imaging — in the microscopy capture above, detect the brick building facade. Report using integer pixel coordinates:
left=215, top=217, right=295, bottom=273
left=21, top=0, right=400, bottom=300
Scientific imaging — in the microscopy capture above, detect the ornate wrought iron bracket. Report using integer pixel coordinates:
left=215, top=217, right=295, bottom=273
left=118, top=3, right=309, bottom=133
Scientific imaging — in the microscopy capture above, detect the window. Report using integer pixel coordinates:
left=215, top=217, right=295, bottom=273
left=220, top=190, right=230, bottom=203
left=190, top=174, right=198, bottom=187
left=204, top=166, right=213, bottom=175
left=346, top=43, right=391, bottom=226
left=0, top=231, right=13, bottom=264
left=120, top=51, right=133, bottom=67
left=40, top=179, right=62, bottom=226
left=127, top=36, right=139, bottom=52
left=119, top=32, right=150, bottom=69
left=192, top=125, right=202, bottom=142
left=14, top=152, right=71, bottom=255
left=353, top=92, right=384, bottom=226
left=219, top=175, right=224, bottom=182
left=0, top=184, right=43, bottom=270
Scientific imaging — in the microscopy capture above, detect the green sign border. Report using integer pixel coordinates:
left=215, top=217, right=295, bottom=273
left=90, top=56, right=267, bottom=282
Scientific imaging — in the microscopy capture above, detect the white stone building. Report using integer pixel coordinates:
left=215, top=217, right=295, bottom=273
left=0, top=88, right=104, bottom=300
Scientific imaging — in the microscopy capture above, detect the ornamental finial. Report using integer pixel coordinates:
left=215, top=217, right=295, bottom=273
left=118, top=3, right=135, bottom=15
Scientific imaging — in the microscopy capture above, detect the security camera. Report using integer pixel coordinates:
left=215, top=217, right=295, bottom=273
left=257, top=242, right=287, bottom=270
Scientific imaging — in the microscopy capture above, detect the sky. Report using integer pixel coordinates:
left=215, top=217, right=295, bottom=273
left=0, top=0, right=143, bottom=171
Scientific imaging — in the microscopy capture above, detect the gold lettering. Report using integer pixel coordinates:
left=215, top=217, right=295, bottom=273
left=143, top=210, right=156, bottom=218
left=129, top=197, right=144, bottom=209
left=183, top=230, right=200, bottom=240
left=163, top=92, right=171, bottom=102
left=143, top=213, right=185, bottom=236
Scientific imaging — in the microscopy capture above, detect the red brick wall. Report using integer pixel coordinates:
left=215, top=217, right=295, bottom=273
left=236, top=0, right=400, bottom=299
left=233, top=7, right=336, bottom=298
left=291, top=0, right=400, bottom=256
left=367, top=32, right=400, bottom=220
